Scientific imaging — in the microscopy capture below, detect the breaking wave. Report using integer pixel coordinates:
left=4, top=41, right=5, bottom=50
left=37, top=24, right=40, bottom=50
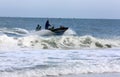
left=0, top=27, right=29, bottom=36
left=0, top=34, right=120, bottom=50
left=0, top=27, right=120, bottom=50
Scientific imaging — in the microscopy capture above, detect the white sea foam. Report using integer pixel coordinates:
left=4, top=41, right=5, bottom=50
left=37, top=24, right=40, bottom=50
left=0, top=49, right=120, bottom=77
left=12, top=28, right=29, bottom=34
left=0, top=34, right=120, bottom=50
left=63, top=28, right=77, bottom=35
left=29, top=29, right=55, bottom=36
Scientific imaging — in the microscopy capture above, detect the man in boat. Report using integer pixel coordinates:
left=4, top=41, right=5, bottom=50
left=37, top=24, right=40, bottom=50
left=36, top=24, right=41, bottom=31
left=45, top=20, right=53, bottom=29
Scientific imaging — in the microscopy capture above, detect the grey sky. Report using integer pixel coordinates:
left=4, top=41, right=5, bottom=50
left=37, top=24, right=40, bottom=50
left=0, top=0, right=120, bottom=19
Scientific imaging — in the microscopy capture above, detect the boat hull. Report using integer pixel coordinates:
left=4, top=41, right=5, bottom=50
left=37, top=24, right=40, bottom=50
left=49, top=27, right=68, bottom=35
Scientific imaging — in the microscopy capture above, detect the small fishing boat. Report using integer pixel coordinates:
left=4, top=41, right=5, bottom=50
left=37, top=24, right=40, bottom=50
left=48, top=26, right=68, bottom=35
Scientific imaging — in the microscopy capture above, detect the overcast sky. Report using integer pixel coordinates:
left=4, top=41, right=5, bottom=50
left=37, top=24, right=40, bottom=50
left=0, top=0, right=120, bottom=19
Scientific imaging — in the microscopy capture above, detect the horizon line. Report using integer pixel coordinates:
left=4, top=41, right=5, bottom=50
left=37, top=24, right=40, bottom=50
left=0, top=16, right=120, bottom=20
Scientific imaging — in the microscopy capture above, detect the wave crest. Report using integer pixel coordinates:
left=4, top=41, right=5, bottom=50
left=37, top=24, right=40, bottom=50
left=0, top=34, right=120, bottom=50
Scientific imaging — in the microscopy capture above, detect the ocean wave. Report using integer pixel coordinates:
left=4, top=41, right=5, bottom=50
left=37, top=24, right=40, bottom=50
left=0, top=49, right=120, bottom=77
left=0, top=27, right=29, bottom=36
left=0, top=34, right=120, bottom=50
left=1, top=65, right=120, bottom=77
left=0, top=27, right=76, bottom=37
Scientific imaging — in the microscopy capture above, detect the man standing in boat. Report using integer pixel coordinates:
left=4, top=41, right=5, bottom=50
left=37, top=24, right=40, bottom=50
left=45, top=20, right=52, bottom=29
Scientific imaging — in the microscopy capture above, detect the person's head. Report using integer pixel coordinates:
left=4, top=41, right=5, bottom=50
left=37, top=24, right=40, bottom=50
left=37, top=24, right=40, bottom=26
left=47, top=20, right=49, bottom=23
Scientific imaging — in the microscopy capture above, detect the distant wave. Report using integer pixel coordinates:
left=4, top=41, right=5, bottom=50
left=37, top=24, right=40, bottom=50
left=0, top=27, right=29, bottom=36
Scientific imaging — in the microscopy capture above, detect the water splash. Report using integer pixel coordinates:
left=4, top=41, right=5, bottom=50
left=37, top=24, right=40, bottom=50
left=0, top=34, right=120, bottom=50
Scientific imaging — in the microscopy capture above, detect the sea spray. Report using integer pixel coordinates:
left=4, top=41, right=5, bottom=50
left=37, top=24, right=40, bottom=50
left=0, top=34, right=120, bottom=50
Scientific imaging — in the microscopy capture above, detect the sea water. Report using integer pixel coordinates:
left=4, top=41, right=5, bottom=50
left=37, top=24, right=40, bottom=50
left=0, top=17, right=120, bottom=77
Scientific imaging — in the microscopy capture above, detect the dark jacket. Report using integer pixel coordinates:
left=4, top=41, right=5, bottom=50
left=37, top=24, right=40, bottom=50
left=45, top=20, right=51, bottom=29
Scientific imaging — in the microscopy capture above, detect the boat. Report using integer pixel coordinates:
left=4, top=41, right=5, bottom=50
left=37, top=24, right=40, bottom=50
left=48, top=26, right=68, bottom=35
left=35, top=25, right=68, bottom=35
